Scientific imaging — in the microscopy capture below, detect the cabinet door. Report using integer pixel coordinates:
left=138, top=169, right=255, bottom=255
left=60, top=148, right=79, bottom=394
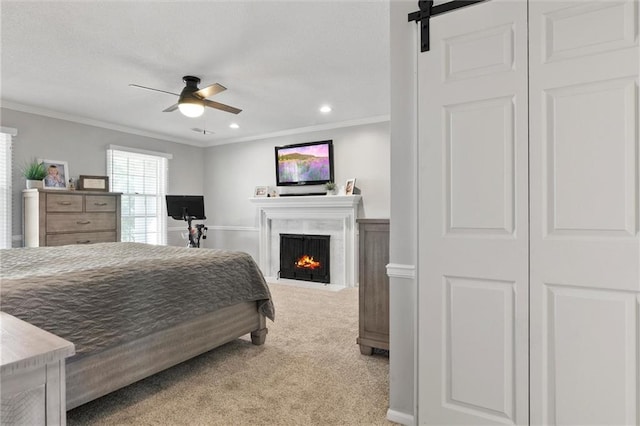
left=529, top=1, right=640, bottom=424
left=358, top=222, right=389, bottom=353
left=417, top=1, right=529, bottom=424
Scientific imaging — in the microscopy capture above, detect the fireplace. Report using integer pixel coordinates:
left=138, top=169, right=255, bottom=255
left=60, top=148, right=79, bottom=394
left=279, top=234, right=330, bottom=283
left=250, top=195, right=361, bottom=287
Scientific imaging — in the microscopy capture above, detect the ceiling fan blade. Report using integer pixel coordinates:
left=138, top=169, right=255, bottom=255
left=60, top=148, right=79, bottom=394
left=194, top=83, right=226, bottom=99
left=129, top=84, right=180, bottom=97
left=203, top=99, right=242, bottom=114
left=163, top=103, right=179, bottom=112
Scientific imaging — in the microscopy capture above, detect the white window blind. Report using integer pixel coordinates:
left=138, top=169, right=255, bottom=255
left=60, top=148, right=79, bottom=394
left=107, top=147, right=169, bottom=245
left=0, top=130, right=13, bottom=249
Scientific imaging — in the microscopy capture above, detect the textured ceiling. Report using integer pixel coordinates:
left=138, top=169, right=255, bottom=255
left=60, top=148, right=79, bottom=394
left=0, top=1, right=390, bottom=147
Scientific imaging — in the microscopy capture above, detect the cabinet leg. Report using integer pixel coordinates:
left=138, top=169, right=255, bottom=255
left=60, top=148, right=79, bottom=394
left=359, top=344, right=373, bottom=355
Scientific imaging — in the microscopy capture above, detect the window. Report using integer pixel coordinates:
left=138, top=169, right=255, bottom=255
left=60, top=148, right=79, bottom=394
left=0, top=128, right=15, bottom=249
left=107, top=146, right=171, bottom=245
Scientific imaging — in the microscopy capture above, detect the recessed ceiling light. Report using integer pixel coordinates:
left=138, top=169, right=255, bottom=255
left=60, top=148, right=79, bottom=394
left=320, top=105, right=332, bottom=113
left=229, top=123, right=239, bottom=129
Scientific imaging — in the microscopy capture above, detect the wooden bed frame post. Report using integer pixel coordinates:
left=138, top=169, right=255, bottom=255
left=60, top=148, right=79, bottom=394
left=251, top=314, right=268, bottom=345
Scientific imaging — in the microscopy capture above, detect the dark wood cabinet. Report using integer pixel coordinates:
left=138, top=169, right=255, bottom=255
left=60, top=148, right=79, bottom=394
left=356, top=219, right=389, bottom=355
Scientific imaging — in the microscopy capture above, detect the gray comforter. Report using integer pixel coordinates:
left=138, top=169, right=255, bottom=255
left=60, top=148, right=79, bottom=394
left=0, top=242, right=274, bottom=359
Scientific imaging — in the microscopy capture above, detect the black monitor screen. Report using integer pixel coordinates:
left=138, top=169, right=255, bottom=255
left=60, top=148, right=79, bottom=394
left=166, top=195, right=206, bottom=220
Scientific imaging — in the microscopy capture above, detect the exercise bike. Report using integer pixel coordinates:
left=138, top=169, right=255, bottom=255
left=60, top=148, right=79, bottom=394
left=166, top=195, right=208, bottom=248
left=185, top=216, right=207, bottom=248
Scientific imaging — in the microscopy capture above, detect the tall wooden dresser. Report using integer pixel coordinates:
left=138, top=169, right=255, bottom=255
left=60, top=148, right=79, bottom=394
left=356, top=219, right=390, bottom=355
left=23, top=189, right=121, bottom=247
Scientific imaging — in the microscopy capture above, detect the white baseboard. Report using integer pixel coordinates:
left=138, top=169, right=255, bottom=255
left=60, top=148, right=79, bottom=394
left=387, top=408, right=414, bottom=425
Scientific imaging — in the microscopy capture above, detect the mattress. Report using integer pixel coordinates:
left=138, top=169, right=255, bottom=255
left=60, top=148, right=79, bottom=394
left=0, top=242, right=274, bottom=359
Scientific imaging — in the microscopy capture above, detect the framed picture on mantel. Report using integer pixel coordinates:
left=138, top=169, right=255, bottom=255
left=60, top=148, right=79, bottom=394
left=254, top=186, right=268, bottom=197
left=345, top=178, right=356, bottom=195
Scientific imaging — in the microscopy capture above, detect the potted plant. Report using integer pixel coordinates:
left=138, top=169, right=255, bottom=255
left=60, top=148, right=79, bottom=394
left=325, top=181, right=337, bottom=195
left=21, top=160, right=46, bottom=189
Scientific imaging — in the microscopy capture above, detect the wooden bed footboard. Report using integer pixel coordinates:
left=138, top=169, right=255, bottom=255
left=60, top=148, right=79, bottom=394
left=66, top=301, right=266, bottom=410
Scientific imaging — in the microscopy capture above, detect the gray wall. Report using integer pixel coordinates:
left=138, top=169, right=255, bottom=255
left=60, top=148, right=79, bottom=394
left=201, top=121, right=391, bottom=257
left=2, top=108, right=390, bottom=253
left=388, top=1, right=418, bottom=424
left=1, top=107, right=205, bottom=246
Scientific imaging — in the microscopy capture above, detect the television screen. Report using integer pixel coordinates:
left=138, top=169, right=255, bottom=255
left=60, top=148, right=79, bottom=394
left=275, top=140, right=334, bottom=186
left=166, top=195, right=206, bottom=220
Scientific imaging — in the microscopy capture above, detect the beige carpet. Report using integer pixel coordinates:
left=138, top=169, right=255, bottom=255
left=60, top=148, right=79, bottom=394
left=67, top=283, right=392, bottom=425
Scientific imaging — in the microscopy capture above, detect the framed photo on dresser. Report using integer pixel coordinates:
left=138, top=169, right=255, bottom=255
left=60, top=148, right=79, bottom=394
left=39, top=159, right=69, bottom=189
left=77, top=175, right=109, bottom=192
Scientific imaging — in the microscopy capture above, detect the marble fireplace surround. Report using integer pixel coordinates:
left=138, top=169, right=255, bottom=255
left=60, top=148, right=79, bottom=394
left=250, top=195, right=362, bottom=287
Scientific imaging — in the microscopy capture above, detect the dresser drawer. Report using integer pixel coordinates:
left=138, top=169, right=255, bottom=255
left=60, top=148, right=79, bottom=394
left=46, top=213, right=116, bottom=233
left=85, top=195, right=117, bottom=212
left=46, top=231, right=117, bottom=246
left=45, top=193, right=83, bottom=212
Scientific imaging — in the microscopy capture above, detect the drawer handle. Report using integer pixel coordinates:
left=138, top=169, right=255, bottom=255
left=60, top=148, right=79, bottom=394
left=94, top=202, right=108, bottom=206
left=76, top=220, right=91, bottom=225
left=58, top=201, right=72, bottom=205
left=77, top=240, right=91, bottom=244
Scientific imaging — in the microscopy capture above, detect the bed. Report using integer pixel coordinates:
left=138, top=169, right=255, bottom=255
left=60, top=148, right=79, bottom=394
left=0, top=242, right=275, bottom=410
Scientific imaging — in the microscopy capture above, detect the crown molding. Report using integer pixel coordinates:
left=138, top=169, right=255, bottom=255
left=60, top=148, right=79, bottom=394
left=0, top=101, right=206, bottom=147
left=1, top=100, right=389, bottom=149
left=207, top=114, right=391, bottom=147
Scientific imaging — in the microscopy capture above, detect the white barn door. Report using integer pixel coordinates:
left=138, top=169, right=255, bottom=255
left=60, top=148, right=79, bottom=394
left=529, top=1, right=640, bottom=424
left=417, top=1, right=529, bottom=424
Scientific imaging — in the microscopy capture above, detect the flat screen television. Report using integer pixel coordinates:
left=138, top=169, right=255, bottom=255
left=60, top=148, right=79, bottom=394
left=275, top=140, right=334, bottom=186
left=166, top=195, right=206, bottom=220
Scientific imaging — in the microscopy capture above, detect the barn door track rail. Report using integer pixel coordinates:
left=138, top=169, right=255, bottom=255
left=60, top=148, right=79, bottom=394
left=408, top=0, right=489, bottom=52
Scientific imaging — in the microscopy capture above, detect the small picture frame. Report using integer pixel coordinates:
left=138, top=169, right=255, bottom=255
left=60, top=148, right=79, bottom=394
left=254, top=186, right=268, bottom=197
left=77, top=175, right=110, bottom=192
left=39, top=159, right=69, bottom=190
left=345, top=178, right=356, bottom=195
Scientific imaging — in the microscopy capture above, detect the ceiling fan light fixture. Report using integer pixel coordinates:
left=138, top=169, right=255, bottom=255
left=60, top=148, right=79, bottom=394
left=178, top=95, right=205, bottom=118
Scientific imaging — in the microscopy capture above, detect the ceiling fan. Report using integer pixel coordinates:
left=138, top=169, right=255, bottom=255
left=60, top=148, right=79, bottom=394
left=130, top=76, right=242, bottom=118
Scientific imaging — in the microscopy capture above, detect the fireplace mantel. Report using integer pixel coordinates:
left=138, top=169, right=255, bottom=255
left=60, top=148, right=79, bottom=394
left=250, top=195, right=362, bottom=287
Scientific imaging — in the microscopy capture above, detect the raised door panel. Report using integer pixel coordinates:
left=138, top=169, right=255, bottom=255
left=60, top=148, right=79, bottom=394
left=446, top=97, right=515, bottom=235
left=361, top=226, right=389, bottom=339
left=545, top=78, right=637, bottom=237
left=544, top=286, right=637, bottom=425
left=445, top=277, right=516, bottom=422
left=530, top=1, right=640, bottom=424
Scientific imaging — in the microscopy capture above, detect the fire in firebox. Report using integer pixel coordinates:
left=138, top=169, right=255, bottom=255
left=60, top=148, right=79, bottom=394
left=280, top=233, right=330, bottom=283
left=295, top=255, right=321, bottom=269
